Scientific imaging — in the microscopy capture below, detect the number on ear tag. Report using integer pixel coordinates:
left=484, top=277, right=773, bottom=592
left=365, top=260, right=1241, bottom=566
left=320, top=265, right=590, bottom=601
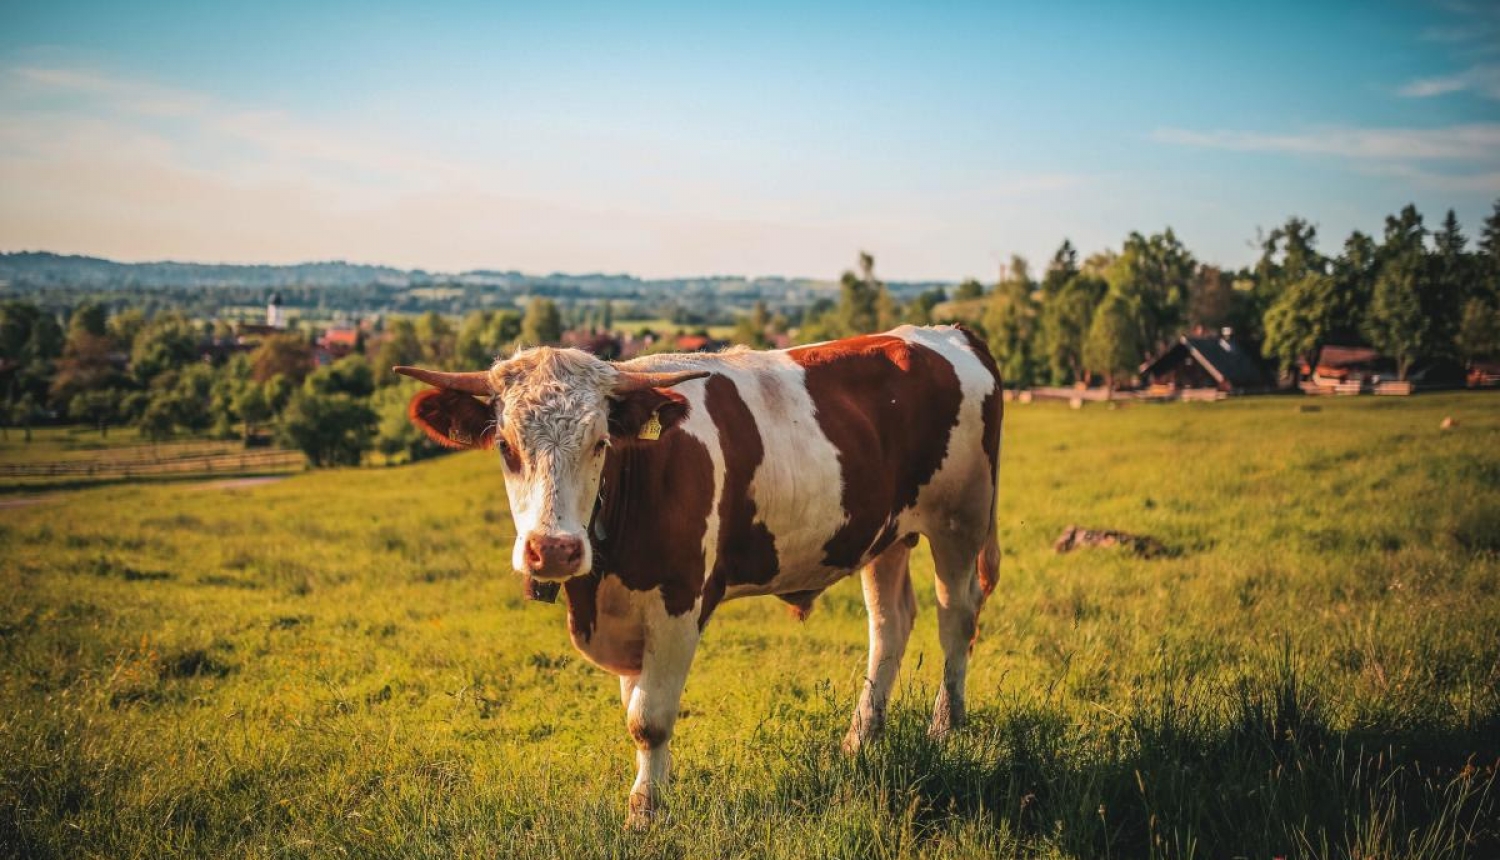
left=638, top=411, right=663, bottom=441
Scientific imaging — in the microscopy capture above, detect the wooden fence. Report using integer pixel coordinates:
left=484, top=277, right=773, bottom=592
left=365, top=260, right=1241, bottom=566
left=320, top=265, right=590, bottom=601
left=0, top=448, right=305, bottom=480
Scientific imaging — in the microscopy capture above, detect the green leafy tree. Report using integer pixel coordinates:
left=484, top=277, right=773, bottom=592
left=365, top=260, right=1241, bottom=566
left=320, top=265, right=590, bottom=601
left=520, top=298, right=563, bottom=346
left=276, top=389, right=377, bottom=467
left=305, top=356, right=375, bottom=398
left=1105, top=229, right=1196, bottom=356
left=952, top=279, right=985, bottom=301
left=415, top=311, right=455, bottom=367
left=1366, top=205, right=1433, bottom=379
left=1041, top=240, right=1080, bottom=298
left=373, top=382, right=441, bottom=463
left=375, top=317, right=424, bottom=384
left=732, top=301, right=773, bottom=348
left=69, top=388, right=123, bottom=436
left=1456, top=299, right=1499, bottom=364
left=130, top=313, right=199, bottom=383
left=1263, top=273, right=1337, bottom=376
left=1082, top=293, right=1141, bottom=390
left=983, top=255, right=1039, bottom=386
left=68, top=302, right=109, bottom=338
left=903, top=288, right=946, bottom=326
left=455, top=310, right=521, bottom=368
left=1039, top=274, right=1107, bottom=384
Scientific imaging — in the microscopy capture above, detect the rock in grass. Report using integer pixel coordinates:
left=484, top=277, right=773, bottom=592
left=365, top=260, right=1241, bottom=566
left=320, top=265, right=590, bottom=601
left=1053, top=525, right=1170, bottom=559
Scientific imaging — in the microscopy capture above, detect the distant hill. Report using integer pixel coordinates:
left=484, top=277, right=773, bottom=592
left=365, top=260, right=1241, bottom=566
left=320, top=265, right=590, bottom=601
left=0, top=251, right=949, bottom=298
left=0, top=252, right=419, bottom=290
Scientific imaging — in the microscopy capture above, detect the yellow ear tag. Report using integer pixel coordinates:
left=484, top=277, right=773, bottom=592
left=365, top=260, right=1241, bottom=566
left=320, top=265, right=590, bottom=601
left=638, top=411, right=663, bottom=441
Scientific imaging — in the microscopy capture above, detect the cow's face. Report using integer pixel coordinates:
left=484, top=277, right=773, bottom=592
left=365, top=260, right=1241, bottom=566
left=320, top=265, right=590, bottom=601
left=397, top=349, right=705, bottom=581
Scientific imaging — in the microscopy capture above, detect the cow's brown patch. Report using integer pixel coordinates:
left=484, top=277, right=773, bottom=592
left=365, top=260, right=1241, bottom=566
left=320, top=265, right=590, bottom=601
left=587, top=408, right=715, bottom=618
left=788, top=335, right=964, bottom=570
left=407, top=389, right=496, bottom=449
left=628, top=715, right=670, bottom=750
left=697, top=374, right=780, bottom=628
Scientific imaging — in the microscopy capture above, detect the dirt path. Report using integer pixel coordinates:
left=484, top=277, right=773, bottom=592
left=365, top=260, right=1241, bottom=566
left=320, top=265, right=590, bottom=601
left=0, top=494, right=56, bottom=510
left=195, top=476, right=288, bottom=491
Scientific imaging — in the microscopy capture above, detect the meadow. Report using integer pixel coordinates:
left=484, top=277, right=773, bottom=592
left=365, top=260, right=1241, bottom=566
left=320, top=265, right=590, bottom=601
left=1, top=393, right=1497, bottom=859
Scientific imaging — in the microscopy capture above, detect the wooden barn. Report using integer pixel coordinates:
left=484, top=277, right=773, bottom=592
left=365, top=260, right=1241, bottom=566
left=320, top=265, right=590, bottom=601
left=1140, top=330, right=1269, bottom=396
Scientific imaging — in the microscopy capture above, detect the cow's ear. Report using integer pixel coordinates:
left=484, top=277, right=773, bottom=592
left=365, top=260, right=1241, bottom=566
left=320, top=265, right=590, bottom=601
left=408, top=389, right=496, bottom=449
left=608, top=387, right=690, bottom=439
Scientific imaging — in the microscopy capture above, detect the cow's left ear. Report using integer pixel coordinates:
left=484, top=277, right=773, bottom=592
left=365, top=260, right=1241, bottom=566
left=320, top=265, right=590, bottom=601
left=608, top=386, right=690, bottom=438
left=408, top=389, right=496, bottom=449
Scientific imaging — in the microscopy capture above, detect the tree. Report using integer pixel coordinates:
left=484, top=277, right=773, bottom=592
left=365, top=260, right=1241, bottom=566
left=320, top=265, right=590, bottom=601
left=1255, top=217, right=1326, bottom=305
left=68, top=302, right=109, bottom=338
left=276, top=390, right=377, bottom=467
left=130, top=314, right=199, bottom=383
left=1263, top=273, right=1337, bottom=376
left=1038, top=274, right=1107, bottom=384
left=1457, top=299, right=1499, bottom=364
left=1429, top=209, right=1470, bottom=350
left=1082, top=293, right=1141, bottom=391
left=51, top=329, right=127, bottom=412
left=1366, top=205, right=1432, bottom=379
left=415, top=311, right=455, bottom=367
left=904, top=287, right=946, bottom=326
left=952, top=279, right=985, bottom=302
left=1478, top=199, right=1500, bottom=304
left=1041, top=239, right=1079, bottom=298
left=983, top=255, right=1039, bottom=386
left=374, top=383, right=441, bottom=463
left=250, top=333, right=314, bottom=384
left=375, top=317, right=424, bottom=384
left=305, top=356, right=375, bottom=398
left=1105, top=229, right=1195, bottom=357
left=456, top=309, right=521, bottom=368
left=834, top=252, right=886, bottom=336
left=1188, top=265, right=1234, bottom=331
left=520, top=298, right=563, bottom=346
left=69, top=388, right=123, bottom=436
left=732, top=301, right=773, bottom=348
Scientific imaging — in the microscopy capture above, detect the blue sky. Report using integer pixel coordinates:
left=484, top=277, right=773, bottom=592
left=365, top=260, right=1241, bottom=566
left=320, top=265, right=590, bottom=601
left=1, top=1, right=1497, bottom=280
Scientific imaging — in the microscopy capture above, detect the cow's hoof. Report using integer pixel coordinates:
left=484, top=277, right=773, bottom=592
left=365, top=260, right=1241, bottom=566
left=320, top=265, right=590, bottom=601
left=625, top=792, right=656, bottom=831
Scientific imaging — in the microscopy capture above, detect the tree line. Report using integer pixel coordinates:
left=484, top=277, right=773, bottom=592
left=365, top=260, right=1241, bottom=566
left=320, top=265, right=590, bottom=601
left=791, top=201, right=1500, bottom=388
left=2, top=201, right=1497, bottom=465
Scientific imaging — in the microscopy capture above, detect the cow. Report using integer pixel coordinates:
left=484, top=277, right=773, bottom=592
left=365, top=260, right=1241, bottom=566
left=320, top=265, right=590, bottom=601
left=395, top=324, right=1003, bottom=827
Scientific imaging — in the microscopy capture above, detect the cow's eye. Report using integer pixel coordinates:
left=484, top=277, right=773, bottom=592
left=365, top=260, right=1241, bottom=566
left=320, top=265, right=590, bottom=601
left=497, top=440, right=519, bottom=470
left=593, top=439, right=608, bottom=455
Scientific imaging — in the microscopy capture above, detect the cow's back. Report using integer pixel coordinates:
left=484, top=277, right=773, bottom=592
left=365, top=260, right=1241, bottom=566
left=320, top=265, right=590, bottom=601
left=619, top=326, right=1000, bottom=620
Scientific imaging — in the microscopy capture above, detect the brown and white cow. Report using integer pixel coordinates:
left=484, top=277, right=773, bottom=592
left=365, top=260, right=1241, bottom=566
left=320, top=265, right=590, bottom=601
left=396, top=324, right=1003, bottom=827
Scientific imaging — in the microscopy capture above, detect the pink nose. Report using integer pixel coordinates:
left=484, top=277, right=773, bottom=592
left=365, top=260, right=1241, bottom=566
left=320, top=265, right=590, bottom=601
left=523, top=534, right=584, bottom=579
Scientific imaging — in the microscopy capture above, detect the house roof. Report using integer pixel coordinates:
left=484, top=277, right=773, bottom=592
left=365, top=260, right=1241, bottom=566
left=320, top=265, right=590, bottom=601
left=1316, top=344, right=1384, bottom=369
left=1141, top=335, right=1267, bottom=388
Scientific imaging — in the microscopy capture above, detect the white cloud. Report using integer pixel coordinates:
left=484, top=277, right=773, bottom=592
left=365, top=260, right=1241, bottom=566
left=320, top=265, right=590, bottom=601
left=1152, top=124, right=1500, bottom=163
left=1397, top=64, right=1500, bottom=100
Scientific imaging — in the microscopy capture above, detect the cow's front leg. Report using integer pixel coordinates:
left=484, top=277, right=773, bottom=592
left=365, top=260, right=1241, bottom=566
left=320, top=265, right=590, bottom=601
left=623, top=597, right=700, bottom=829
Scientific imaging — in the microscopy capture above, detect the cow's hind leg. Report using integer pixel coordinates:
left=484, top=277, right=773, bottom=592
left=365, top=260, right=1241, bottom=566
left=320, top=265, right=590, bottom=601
left=927, top=530, right=988, bottom=737
left=624, top=598, right=700, bottom=829
left=842, top=539, right=916, bottom=754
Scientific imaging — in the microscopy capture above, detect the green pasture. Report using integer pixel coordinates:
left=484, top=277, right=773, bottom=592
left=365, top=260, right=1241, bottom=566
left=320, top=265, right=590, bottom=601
left=1, top=393, right=1497, bottom=858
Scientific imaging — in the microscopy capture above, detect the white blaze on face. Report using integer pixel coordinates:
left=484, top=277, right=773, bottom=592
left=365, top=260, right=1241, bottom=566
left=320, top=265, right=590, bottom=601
left=491, top=349, right=617, bottom=577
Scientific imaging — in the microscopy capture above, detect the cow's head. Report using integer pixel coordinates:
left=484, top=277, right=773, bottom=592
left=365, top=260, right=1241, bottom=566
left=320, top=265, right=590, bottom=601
left=396, top=348, right=707, bottom=581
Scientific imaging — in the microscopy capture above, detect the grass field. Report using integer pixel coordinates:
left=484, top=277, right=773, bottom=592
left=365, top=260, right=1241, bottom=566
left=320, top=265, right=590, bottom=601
left=2, top=394, right=1497, bottom=859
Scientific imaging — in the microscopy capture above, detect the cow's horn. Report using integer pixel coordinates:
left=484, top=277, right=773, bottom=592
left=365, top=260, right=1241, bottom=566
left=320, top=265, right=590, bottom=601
left=613, top=369, right=711, bottom=394
left=392, top=366, right=493, bottom=395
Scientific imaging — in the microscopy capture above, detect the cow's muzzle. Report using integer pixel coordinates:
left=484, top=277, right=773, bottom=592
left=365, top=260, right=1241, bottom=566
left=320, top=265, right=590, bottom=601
left=522, top=533, right=586, bottom=580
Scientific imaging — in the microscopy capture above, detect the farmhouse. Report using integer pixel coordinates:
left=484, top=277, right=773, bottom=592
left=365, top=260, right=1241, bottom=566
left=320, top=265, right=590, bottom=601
left=1139, top=329, right=1269, bottom=397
